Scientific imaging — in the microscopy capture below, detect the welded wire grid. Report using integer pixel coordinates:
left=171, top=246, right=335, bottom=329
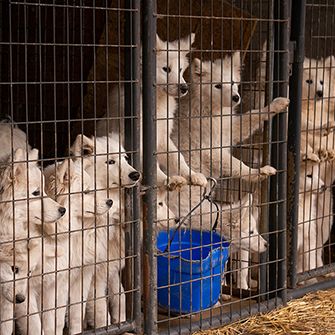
left=152, top=1, right=288, bottom=334
left=295, top=0, right=335, bottom=285
left=0, top=1, right=140, bottom=335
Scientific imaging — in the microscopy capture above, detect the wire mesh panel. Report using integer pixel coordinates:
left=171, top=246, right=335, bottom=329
left=143, top=1, right=290, bottom=334
left=0, top=1, right=141, bottom=334
left=288, top=0, right=335, bottom=289
left=1, top=1, right=335, bottom=335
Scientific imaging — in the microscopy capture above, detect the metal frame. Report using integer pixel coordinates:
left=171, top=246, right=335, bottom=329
left=1, top=1, right=335, bottom=335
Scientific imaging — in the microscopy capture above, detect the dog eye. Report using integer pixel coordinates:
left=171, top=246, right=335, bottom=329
left=163, top=66, right=171, bottom=73
left=215, top=84, right=222, bottom=89
left=11, top=266, right=19, bottom=274
left=32, top=190, right=40, bottom=196
left=307, top=174, right=313, bottom=178
left=158, top=202, right=163, bottom=206
left=320, top=80, right=324, bottom=85
left=106, top=159, right=116, bottom=165
left=249, top=230, right=254, bottom=235
left=306, top=79, right=313, bottom=84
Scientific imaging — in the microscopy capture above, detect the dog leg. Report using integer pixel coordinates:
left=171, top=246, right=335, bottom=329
left=0, top=297, right=13, bottom=335
left=164, top=140, right=207, bottom=187
left=42, top=273, right=67, bottom=335
left=231, top=97, right=290, bottom=145
left=236, top=249, right=249, bottom=290
left=108, top=265, right=126, bottom=324
left=15, top=293, right=42, bottom=335
left=68, top=267, right=93, bottom=335
left=86, top=265, right=110, bottom=329
left=221, top=151, right=276, bottom=181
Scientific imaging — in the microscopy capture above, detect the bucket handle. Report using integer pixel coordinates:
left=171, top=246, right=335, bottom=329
left=162, top=177, right=219, bottom=253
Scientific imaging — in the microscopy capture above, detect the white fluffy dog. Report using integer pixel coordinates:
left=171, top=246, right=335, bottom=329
left=96, top=34, right=207, bottom=190
left=172, top=54, right=289, bottom=181
left=0, top=239, right=43, bottom=335
left=297, top=160, right=325, bottom=281
left=42, top=158, right=114, bottom=334
left=168, top=187, right=267, bottom=290
left=0, top=147, right=66, bottom=239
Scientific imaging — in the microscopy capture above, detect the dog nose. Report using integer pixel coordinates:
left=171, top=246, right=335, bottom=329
left=58, top=207, right=66, bottom=216
left=320, top=185, right=326, bottom=193
left=179, top=84, right=188, bottom=95
left=316, top=90, right=323, bottom=98
left=15, top=294, right=26, bottom=304
left=129, top=171, right=141, bottom=181
left=232, top=94, right=240, bottom=103
left=106, top=199, right=113, bottom=208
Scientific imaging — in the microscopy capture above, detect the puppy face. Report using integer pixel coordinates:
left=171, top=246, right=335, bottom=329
left=156, top=34, right=195, bottom=97
left=0, top=149, right=66, bottom=231
left=47, top=159, right=114, bottom=220
left=302, top=57, right=327, bottom=101
left=70, top=134, right=141, bottom=189
left=222, top=195, right=267, bottom=253
left=0, top=241, right=34, bottom=304
left=192, top=52, right=241, bottom=110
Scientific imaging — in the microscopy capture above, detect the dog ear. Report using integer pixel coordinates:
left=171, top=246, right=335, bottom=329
left=232, top=51, right=242, bottom=81
left=156, top=34, right=165, bottom=51
left=179, top=33, right=196, bottom=51
left=56, top=159, right=74, bottom=185
left=10, top=148, right=27, bottom=181
left=193, top=58, right=204, bottom=76
left=324, top=55, right=335, bottom=68
left=70, top=134, right=94, bottom=157
left=28, top=148, right=39, bottom=162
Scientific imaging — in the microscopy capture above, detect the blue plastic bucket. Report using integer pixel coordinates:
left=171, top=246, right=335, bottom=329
left=157, top=229, right=230, bottom=313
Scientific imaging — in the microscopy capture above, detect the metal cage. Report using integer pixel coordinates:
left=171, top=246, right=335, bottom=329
left=0, top=1, right=334, bottom=335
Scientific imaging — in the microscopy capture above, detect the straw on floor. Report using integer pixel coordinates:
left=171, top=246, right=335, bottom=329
left=196, top=287, right=335, bottom=335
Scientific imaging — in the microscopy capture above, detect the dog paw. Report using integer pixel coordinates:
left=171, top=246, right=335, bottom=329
left=167, top=175, right=188, bottom=191
left=269, top=97, right=290, bottom=114
left=260, top=165, right=277, bottom=176
left=302, top=151, right=321, bottom=163
left=318, top=148, right=330, bottom=162
left=327, top=149, right=335, bottom=161
left=221, top=294, right=232, bottom=301
left=249, top=278, right=258, bottom=289
left=190, top=173, right=207, bottom=187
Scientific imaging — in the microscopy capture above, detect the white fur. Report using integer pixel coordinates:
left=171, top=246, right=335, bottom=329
left=0, top=123, right=31, bottom=161
left=172, top=55, right=289, bottom=182
left=0, top=148, right=66, bottom=239
left=15, top=159, right=115, bottom=335
left=96, top=34, right=207, bottom=190
left=297, top=160, right=325, bottom=282
left=0, top=239, right=42, bottom=335
left=168, top=188, right=267, bottom=290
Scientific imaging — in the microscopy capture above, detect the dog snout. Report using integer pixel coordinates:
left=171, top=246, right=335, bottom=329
left=15, top=294, right=26, bottom=304
left=319, top=185, right=327, bottom=193
left=232, top=94, right=240, bottom=103
left=128, top=171, right=141, bottom=181
left=58, top=207, right=66, bottom=216
left=179, top=84, right=188, bottom=95
left=106, top=199, right=113, bottom=208
left=316, top=90, right=323, bottom=98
